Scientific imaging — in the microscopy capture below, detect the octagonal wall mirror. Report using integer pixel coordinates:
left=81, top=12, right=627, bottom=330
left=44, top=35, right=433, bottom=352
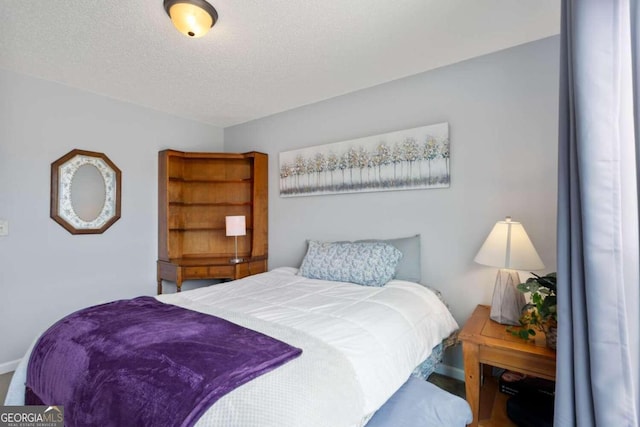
left=51, top=149, right=121, bottom=234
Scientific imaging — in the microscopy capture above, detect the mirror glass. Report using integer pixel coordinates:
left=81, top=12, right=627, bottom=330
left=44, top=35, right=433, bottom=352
left=70, top=164, right=106, bottom=222
left=51, top=149, right=121, bottom=234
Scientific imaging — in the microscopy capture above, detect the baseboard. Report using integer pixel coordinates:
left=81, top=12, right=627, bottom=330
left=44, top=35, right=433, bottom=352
left=435, top=363, right=465, bottom=382
left=0, top=359, right=20, bottom=375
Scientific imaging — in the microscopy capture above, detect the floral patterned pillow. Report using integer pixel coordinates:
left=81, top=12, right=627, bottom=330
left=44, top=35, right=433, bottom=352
left=298, top=240, right=403, bottom=286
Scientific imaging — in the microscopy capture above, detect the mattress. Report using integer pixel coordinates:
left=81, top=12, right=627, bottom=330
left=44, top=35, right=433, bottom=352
left=6, top=267, right=459, bottom=427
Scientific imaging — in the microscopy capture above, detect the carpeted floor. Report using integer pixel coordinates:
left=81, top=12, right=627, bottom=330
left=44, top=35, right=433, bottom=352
left=427, top=372, right=466, bottom=398
left=0, top=371, right=13, bottom=404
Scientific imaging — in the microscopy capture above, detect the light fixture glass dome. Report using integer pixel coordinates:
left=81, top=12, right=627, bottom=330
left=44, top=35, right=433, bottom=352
left=164, top=0, right=218, bottom=38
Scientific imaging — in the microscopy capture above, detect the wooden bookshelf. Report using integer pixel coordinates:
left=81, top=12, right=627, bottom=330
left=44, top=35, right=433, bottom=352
left=157, top=150, right=268, bottom=293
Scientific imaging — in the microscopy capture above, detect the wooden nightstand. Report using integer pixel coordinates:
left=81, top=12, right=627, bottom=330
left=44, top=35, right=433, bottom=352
left=458, top=304, right=556, bottom=427
left=157, top=256, right=267, bottom=294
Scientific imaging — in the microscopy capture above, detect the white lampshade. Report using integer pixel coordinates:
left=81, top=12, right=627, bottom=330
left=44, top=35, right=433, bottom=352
left=474, top=217, right=544, bottom=271
left=225, top=216, right=246, bottom=237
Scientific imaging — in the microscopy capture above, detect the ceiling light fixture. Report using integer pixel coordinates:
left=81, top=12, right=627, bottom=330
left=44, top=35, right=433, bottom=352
left=163, top=0, right=218, bottom=38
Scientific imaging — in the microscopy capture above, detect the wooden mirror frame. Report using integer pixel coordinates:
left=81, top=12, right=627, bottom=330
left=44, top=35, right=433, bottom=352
left=50, top=149, right=121, bottom=234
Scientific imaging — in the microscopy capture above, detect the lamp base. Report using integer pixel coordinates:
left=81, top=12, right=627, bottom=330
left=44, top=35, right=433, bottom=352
left=490, top=269, right=526, bottom=325
left=229, top=257, right=244, bottom=264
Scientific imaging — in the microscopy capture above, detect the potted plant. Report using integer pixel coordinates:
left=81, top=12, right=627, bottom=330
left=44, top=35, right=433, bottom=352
left=509, top=272, right=557, bottom=349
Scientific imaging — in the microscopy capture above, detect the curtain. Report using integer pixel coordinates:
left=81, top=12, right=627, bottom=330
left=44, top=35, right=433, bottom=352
left=556, top=0, right=640, bottom=426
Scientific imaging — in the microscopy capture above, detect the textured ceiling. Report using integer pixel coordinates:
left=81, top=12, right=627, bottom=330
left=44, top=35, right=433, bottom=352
left=0, top=1, right=560, bottom=128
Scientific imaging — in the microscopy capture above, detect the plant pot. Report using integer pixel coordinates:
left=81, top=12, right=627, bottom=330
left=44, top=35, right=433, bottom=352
left=544, top=325, right=557, bottom=350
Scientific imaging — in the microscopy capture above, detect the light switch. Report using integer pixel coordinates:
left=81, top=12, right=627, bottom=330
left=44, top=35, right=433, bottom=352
left=0, top=219, right=8, bottom=236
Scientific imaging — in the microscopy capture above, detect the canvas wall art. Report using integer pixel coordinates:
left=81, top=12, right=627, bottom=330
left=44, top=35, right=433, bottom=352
left=279, top=122, right=449, bottom=197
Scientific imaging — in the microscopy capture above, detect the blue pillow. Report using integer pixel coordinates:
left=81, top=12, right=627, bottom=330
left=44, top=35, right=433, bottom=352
left=357, top=235, right=421, bottom=283
left=298, top=241, right=402, bottom=287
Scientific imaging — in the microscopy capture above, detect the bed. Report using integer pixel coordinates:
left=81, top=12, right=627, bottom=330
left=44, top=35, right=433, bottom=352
left=5, top=238, right=470, bottom=426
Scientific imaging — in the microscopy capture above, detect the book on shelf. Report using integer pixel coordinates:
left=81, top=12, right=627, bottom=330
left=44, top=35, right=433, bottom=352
left=499, top=370, right=555, bottom=397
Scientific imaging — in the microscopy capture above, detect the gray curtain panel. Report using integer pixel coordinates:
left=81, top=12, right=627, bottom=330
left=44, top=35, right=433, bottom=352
left=556, top=1, right=640, bottom=426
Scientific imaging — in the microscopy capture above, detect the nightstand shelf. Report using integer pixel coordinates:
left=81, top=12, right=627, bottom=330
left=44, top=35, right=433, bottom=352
left=458, top=304, right=556, bottom=427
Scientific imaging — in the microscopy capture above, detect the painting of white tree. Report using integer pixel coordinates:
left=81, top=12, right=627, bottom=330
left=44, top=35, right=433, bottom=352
left=279, top=122, right=449, bottom=197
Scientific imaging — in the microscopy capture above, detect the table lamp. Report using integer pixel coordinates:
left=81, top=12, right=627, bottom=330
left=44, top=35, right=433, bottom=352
left=225, top=215, right=246, bottom=264
left=474, top=216, right=545, bottom=325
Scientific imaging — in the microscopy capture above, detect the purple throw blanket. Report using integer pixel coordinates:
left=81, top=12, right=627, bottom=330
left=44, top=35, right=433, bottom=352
left=26, top=296, right=302, bottom=427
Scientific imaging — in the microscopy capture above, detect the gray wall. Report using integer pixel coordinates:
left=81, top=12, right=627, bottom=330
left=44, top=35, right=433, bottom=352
left=0, top=69, right=223, bottom=368
left=225, top=36, right=560, bottom=372
left=0, top=36, right=560, bottom=373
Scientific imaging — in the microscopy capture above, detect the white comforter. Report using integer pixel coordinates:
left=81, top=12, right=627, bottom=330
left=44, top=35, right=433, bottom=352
left=6, top=267, right=458, bottom=427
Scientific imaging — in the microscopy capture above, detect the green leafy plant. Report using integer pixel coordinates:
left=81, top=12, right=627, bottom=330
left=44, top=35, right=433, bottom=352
left=508, top=272, right=557, bottom=341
